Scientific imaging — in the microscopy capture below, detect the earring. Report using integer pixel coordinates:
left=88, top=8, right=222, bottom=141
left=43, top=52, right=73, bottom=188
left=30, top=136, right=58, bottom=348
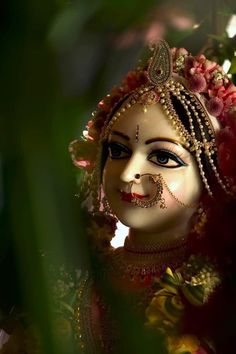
left=75, top=172, right=92, bottom=200
left=191, top=205, right=207, bottom=236
left=135, top=125, right=140, bottom=143
left=101, top=193, right=113, bottom=215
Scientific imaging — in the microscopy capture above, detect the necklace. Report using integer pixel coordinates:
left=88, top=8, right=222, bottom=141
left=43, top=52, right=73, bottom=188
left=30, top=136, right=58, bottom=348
left=108, top=237, right=188, bottom=283
left=124, top=235, right=188, bottom=254
left=76, top=272, right=114, bottom=353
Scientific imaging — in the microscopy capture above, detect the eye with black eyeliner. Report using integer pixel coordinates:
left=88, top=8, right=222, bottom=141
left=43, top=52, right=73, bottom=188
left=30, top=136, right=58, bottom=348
left=107, top=141, right=131, bottom=159
left=148, top=149, right=187, bottom=168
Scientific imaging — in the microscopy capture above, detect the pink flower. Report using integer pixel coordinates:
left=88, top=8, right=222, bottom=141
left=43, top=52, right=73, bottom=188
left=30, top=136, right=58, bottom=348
left=206, top=97, right=224, bottom=117
left=123, top=70, right=148, bottom=91
left=85, top=118, right=103, bottom=141
left=203, top=59, right=218, bottom=72
left=69, top=139, right=97, bottom=172
left=189, top=74, right=207, bottom=92
left=188, top=55, right=206, bottom=76
left=185, top=54, right=218, bottom=85
left=209, top=83, right=236, bottom=100
left=208, top=83, right=236, bottom=119
left=185, top=56, right=195, bottom=71
left=97, top=96, right=112, bottom=113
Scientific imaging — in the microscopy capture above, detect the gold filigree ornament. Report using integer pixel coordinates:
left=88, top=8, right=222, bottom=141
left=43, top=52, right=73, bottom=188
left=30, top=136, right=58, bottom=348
left=129, top=173, right=197, bottom=210
left=137, top=89, right=161, bottom=113
left=145, top=256, right=221, bottom=333
left=147, top=40, right=173, bottom=86
left=130, top=173, right=167, bottom=209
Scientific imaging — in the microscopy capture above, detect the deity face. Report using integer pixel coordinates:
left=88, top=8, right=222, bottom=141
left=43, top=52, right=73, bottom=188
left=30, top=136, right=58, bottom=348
left=102, top=101, right=203, bottom=234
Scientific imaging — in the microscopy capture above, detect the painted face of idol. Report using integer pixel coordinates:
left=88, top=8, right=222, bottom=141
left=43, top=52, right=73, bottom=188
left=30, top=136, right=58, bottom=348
left=102, top=101, right=203, bottom=234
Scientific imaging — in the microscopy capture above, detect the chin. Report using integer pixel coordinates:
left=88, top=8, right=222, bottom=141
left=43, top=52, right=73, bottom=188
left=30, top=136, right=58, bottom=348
left=111, top=207, right=152, bottom=230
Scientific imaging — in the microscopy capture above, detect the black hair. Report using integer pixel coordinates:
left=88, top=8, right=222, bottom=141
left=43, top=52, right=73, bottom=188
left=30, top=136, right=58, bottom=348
left=170, top=93, right=219, bottom=196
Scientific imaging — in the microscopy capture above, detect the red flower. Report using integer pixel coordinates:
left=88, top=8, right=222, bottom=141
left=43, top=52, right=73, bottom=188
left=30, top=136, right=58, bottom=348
left=184, top=55, right=195, bottom=74
left=184, top=54, right=219, bottom=88
left=189, top=74, right=207, bottom=93
left=208, top=83, right=236, bottom=119
left=123, top=70, right=148, bottom=91
left=206, top=97, right=224, bottom=117
left=68, top=139, right=97, bottom=172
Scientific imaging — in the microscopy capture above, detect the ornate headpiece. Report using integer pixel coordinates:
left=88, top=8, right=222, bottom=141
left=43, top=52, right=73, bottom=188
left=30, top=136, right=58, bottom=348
left=69, top=39, right=236, bottom=201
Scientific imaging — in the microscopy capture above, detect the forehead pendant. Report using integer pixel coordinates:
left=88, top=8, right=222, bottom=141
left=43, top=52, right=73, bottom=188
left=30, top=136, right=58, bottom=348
left=147, top=39, right=172, bottom=86
left=138, top=40, right=172, bottom=113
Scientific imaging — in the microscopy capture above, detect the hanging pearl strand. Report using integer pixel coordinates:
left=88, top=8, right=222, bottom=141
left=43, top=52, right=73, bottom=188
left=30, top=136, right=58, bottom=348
left=169, top=84, right=213, bottom=196
left=169, top=82, right=232, bottom=196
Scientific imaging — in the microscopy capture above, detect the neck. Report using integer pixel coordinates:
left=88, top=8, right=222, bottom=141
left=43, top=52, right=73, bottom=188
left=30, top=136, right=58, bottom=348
left=126, top=222, right=191, bottom=252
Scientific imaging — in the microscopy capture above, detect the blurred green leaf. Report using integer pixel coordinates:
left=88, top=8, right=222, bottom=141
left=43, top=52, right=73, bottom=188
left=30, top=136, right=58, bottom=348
left=229, top=57, right=236, bottom=74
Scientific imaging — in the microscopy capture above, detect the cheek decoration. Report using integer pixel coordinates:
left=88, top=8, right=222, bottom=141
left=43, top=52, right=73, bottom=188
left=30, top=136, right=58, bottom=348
left=130, top=173, right=197, bottom=209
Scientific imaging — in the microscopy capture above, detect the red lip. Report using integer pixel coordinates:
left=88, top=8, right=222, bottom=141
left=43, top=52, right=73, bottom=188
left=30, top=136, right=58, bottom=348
left=120, top=191, right=149, bottom=202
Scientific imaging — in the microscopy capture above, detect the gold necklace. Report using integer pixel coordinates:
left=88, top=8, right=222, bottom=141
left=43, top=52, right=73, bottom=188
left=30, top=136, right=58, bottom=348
left=108, top=241, right=187, bottom=283
left=124, top=235, right=188, bottom=254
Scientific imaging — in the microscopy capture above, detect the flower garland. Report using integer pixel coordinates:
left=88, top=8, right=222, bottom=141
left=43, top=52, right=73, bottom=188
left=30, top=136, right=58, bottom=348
left=145, top=255, right=221, bottom=354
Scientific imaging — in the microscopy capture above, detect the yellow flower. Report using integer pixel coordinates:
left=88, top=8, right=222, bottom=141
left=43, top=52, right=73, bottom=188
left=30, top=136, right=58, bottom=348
left=167, top=334, right=200, bottom=354
left=145, top=268, right=184, bottom=332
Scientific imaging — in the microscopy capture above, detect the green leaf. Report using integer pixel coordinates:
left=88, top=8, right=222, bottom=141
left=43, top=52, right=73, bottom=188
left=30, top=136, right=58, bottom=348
left=229, top=57, right=236, bottom=74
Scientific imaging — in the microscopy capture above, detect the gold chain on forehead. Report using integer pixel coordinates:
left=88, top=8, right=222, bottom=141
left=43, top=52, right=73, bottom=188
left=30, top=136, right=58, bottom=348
left=99, top=40, right=231, bottom=198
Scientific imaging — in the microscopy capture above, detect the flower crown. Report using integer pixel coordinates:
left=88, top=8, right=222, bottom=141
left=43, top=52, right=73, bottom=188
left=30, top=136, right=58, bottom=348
left=69, top=40, right=236, bottom=197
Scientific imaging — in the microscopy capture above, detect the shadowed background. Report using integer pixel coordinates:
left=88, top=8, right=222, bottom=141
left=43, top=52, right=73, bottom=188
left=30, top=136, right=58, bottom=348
left=0, top=0, right=236, bottom=353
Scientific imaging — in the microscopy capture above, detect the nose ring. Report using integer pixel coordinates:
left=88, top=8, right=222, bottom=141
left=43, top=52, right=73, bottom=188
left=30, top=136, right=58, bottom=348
left=134, top=173, right=140, bottom=179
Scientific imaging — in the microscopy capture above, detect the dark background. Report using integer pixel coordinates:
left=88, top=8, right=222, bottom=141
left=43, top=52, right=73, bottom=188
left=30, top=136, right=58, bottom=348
left=0, top=0, right=236, bottom=352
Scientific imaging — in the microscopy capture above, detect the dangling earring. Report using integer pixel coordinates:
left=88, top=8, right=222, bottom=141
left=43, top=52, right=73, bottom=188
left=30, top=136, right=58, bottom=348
left=75, top=172, right=92, bottom=200
left=101, top=193, right=114, bottom=215
left=191, top=205, right=207, bottom=237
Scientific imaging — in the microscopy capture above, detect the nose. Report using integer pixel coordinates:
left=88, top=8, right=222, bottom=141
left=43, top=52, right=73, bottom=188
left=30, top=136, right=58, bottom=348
left=120, top=154, right=143, bottom=184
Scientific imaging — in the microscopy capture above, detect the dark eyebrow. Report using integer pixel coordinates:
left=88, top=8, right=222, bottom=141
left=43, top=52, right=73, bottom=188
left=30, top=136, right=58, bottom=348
left=145, top=137, right=181, bottom=146
left=110, top=130, right=130, bottom=141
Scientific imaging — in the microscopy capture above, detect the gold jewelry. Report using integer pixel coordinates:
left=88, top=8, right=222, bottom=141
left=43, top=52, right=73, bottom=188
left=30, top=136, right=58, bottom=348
left=130, top=173, right=196, bottom=210
left=130, top=173, right=166, bottom=209
left=99, top=40, right=232, bottom=198
left=160, top=174, right=197, bottom=209
left=147, top=40, right=172, bottom=85
left=124, top=236, right=188, bottom=254
left=191, top=205, right=207, bottom=236
left=135, top=124, right=140, bottom=142
left=108, top=243, right=187, bottom=282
